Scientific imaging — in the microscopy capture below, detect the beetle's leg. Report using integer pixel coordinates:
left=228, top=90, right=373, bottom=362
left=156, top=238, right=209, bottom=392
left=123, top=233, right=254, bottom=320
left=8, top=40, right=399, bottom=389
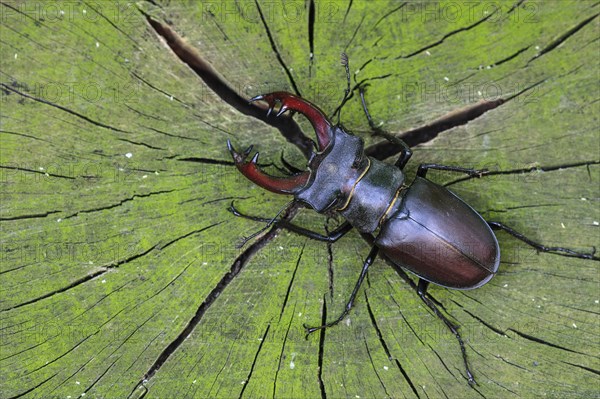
left=359, top=86, right=413, bottom=169
left=417, top=163, right=488, bottom=179
left=487, top=221, right=599, bottom=260
left=416, top=279, right=476, bottom=385
left=304, top=246, right=379, bottom=334
left=229, top=202, right=353, bottom=243
left=388, top=135, right=412, bottom=170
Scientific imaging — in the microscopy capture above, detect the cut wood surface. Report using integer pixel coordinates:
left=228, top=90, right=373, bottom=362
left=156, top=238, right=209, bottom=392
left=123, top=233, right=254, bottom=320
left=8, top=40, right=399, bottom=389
left=1, top=1, right=598, bottom=398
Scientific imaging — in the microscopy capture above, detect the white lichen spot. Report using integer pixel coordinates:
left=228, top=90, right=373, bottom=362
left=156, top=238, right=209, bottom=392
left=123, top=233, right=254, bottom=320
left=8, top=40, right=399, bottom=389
left=383, top=366, right=389, bottom=370
left=345, top=318, right=351, bottom=326
left=561, top=222, right=565, bottom=229
left=581, top=197, right=587, bottom=201
left=155, top=171, right=159, bottom=175
left=593, top=221, right=599, bottom=226
left=298, top=312, right=302, bottom=317
left=278, top=246, right=284, bottom=250
left=170, top=95, right=174, bottom=101
left=101, top=279, right=106, bottom=284
left=425, top=50, right=431, bottom=56
left=535, top=45, right=540, bottom=50
left=142, top=175, right=147, bottom=179
left=39, top=167, right=44, bottom=171
left=595, top=300, right=599, bottom=304
left=83, top=9, right=87, bottom=14
left=443, top=76, right=449, bottom=82
left=76, top=381, right=80, bottom=385
left=503, top=284, right=508, bottom=288
left=193, top=380, right=196, bottom=384
left=96, top=42, right=100, bottom=48
left=486, top=65, right=492, bottom=69
left=125, top=152, right=133, bottom=158
left=573, top=323, right=577, bottom=328
left=477, top=91, right=482, bottom=96
left=289, top=352, right=296, bottom=369
left=45, top=172, right=49, bottom=177
left=14, top=53, right=18, bottom=59
left=202, top=262, right=207, bottom=266
left=57, top=218, right=62, bottom=223
left=81, top=394, right=86, bottom=397
left=241, top=380, right=246, bottom=384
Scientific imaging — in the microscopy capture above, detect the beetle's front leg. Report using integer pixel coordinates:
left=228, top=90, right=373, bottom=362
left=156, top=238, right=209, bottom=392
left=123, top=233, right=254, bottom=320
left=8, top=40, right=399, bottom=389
left=359, top=86, right=413, bottom=169
left=229, top=202, right=353, bottom=243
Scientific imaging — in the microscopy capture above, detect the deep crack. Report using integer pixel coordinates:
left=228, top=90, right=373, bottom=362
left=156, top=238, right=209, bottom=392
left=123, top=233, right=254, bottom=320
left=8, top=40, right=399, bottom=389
left=140, top=10, right=314, bottom=158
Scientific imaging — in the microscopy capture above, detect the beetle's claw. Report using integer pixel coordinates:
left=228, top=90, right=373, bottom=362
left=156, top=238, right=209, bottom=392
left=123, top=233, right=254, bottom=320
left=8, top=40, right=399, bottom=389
left=250, top=92, right=294, bottom=119
left=249, top=94, right=264, bottom=103
left=467, top=375, right=477, bottom=386
left=227, top=139, right=256, bottom=164
left=471, top=168, right=489, bottom=178
left=302, top=323, right=319, bottom=339
left=276, top=104, right=289, bottom=117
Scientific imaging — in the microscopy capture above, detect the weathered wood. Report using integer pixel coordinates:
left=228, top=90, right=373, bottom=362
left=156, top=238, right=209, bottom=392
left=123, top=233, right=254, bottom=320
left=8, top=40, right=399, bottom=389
left=1, top=1, right=598, bottom=398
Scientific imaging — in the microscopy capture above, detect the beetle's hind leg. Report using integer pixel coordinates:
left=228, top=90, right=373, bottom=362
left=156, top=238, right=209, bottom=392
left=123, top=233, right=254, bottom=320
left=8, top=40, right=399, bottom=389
left=304, top=246, right=379, bottom=334
left=229, top=201, right=353, bottom=243
left=416, top=279, right=476, bottom=385
left=487, top=221, right=598, bottom=260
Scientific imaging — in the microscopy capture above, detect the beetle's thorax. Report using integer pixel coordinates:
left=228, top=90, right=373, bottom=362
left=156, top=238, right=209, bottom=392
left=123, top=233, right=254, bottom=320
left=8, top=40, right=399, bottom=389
left=296, top=127, right=406, bottom=233
left=296, top=126, right=367, bottom=212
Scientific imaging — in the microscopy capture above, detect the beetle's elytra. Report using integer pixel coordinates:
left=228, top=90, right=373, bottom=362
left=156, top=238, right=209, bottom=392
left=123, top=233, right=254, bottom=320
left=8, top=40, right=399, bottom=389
left=227, top=82, right=597, bottom=385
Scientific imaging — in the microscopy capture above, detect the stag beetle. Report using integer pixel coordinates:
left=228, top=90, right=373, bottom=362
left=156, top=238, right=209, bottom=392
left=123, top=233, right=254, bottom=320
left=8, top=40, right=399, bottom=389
left=226, top=66, right=597, bottom=385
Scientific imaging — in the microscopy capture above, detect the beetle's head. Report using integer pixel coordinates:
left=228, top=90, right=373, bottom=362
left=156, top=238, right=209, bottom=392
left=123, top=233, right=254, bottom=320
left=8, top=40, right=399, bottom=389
left=226, top=92, right=338, bottom=196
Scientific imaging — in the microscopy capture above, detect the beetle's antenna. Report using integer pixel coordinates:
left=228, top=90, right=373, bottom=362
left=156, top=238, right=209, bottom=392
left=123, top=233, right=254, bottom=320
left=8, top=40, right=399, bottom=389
left=336, top=52, right=352, bottom=125
left=236, top=199, right=296, bottom=248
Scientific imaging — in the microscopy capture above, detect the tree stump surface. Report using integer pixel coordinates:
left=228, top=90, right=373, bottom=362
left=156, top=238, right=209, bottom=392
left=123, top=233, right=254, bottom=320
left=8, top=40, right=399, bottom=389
left=1, top=1, right=598, bottom=398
